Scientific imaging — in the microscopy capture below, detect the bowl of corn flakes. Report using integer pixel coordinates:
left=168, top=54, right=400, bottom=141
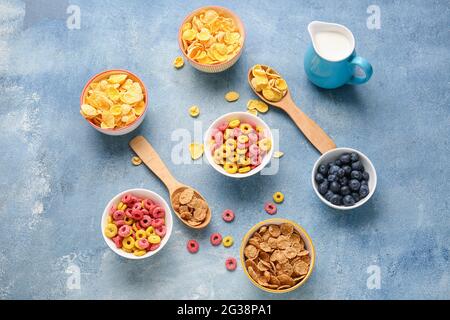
left=80, top=69, right=148, bottom=135
left=240, top=218, right=315, bottom=293
left=178, top=6, right=245, bottom=73
left=204, top=112, right=274, bottom=178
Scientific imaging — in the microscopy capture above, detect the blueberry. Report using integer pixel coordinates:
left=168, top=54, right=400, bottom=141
left=351, top=161, right=363, bottom=171
left=318, top=164, right=328, bottom=176
left=339, top=176, right=348, bottom=186
left=324, top=191, right=334, bottom=201
left=330, top=181, right=340, bottom=193
left=361, top=180, right=368, bottom=186
left=327, top=174, right=338, bottom=182
left=340, top=185, right=351, bottom=196
left=349, top=179, right=361, bottom=191
left=351, top=170, right=362, bottom=180
left=362, top=171, right=370, bottom=181
left=328, top=165, right=340, bottom=175
left=318, top=181, right=329, bottom=195
left=350, top=152, right=359, bottom=162
left=343, top=195, right=355, bottom=206
left=335, top=159, right=342, bottom=167
left=359, top=185, right=369, bottom=198
left=337, top=168, right=345, bottom=178
left=340, top=153, right=351, bottom=164
left=330, top=194, right=342, bottom=205
left=342, top=165, right=352, bottom=175
left=315, top=173, right=325, bottom=183
left=351, top=192, right=360, bottom=202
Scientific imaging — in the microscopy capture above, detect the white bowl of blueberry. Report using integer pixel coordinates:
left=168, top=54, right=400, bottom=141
left=312, top=148, right=377, bottom=210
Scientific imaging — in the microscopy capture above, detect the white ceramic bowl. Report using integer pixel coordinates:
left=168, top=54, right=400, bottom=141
left=101, top=188, right=173, bottom=259
left=311, top=147, right=377, bottom=210
left=80, top=69, right=148, bottom=136
left=204, top=112, right=274, bottom=178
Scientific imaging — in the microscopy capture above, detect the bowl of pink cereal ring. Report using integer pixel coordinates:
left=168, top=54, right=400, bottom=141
left=101, top=188, right=173, bottom=259
left=204, top=112, right=274, bottom=178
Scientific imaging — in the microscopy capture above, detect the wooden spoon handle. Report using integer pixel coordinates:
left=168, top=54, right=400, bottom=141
left=129, top=136, right=180, bottom=192
left=282, top=100, right=336, bottom=154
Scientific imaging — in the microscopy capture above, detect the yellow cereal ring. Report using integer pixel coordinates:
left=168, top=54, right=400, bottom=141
left=148, top=234, right=161, bottom=244
left=256, top=126, right=265, bottom=133
left=228, top=119, right=240, bottom=129
left=273, top=191, right=284, bottom=203
left=133, top=250, right=146, bottom=257
left=223, top=236, right=234, bottom=247
left=107, top=215, right=113, bottom=224
left=188, top=105, right=200, bottom=117
left=239, top=123, right=253, bottom=134
left=224, top=128, right=233, bottom=139
left=122, top=236, right=135, bottom=250
left=259, top=138, right=272, bottom=151
left=124, top=216, right=133, bottom=225
left=132, top=222, right=140, bottom=232
left=104, top=224, right=117, bottom=238
left=225, top=139, right=237, bottom=150
left=227, top=152, right=238, bottom=163
left=145, top=226, right=154, bottom=236
left=236, top=148, right=247, bottom=155
left=237, top=135, right=249, bottom=144
left=136, top=229, right=147, bottom=240
left=238, top=166, right=251, bottom=173
left=224, top=162, right=238, bottom=174
left=237, top=156, right=250, bottom=166
left=122, top=247, right=133, bottom=253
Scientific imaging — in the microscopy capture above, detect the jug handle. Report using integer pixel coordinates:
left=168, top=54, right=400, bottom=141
left=348, top=56, right=373, bottom=85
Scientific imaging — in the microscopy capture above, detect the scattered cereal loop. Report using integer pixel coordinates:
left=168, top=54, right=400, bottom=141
left=131, top=156, right=142, bottom=166
left=188, top=105, right=200, bottom=117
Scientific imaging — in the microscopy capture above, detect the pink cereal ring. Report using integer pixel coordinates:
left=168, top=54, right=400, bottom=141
left=125, top=208, right=133, bottom=218
left=141, top=208, right=149, bottom=216
left=210, top=233, right=222, bottom=246
left=132, top=202, right=142, bottom=210
left=248, top=132, right=258, bottom=143
left=112, top=210, right=125, bottom=221
left=137, top=238, right=149, bottom=250
left=112, top=235, right=123, bottom=248
left=118, top=225, right=131, bottom=238
left=152, top=206, right=165, bottom=219
left=264, top=202, right=277, bottom=215
left=131, top=196, right=139, bottom=203
left=151, top=218, right=164, bottom=228
left=148, top=243, right=160, bottom=252
left=225, top=257, right=237, bottom=271
left=131, top=209, right=144, bottom=220
left=222, top=209, right=235, bottom=222
left=122, top=194, right=133, bottom=204
left=217, top=122, right=228, bottom=132
left=140, top=215, right=153, bottom=228
left=250, top=155, right=262, bottom=166
left=143, top=199, right=154, bottom=210
left=155, top=225, right=167, bottom=238
left=114, top=220, right=126, bottom=227
left=232, top=128, right=242, bottom=138
left=249, top=144, right=260, bottom=155
left=187, top=240, right=199, bottom=253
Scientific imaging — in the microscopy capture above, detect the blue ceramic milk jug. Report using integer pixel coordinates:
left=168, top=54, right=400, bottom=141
left=304, top=21, right=373, bottom=89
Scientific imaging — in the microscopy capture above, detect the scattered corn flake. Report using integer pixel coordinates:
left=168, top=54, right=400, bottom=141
left=189, top=143, right=204, bottom=160
left=225, top=91, right=240, bottom=102
left=131, top=156, right=142, bottom=166
left=273, top=151, right=284, bottom=159
left=247, top=99, right=269, bottom=113
left=247, top=109, right=258, bottom=116
left=188, top=105, right=200, bottom=117
left=173, top=56, right=184, bottom=69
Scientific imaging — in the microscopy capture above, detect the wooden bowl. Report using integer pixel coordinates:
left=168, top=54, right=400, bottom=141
left=80, top=69, right=148, bottom=136
left=178, top=6, right=245, bottom=73
left=240, top=218, right=316, bottom=293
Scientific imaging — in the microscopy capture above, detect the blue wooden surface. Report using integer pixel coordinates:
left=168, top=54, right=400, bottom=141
left=0, top=0, right=449, bottom=299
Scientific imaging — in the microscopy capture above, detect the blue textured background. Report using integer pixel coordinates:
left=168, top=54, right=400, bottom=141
left=0, top=0, right=449, bottom=299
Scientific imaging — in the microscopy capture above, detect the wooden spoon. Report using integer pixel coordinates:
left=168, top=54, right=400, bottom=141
left=129, top=135, right=211, bottom=229
left=248, top=65, right=336, bottom=154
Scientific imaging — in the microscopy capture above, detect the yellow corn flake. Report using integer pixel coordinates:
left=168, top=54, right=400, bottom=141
left=249, top=65, right=288, bottom=102
left=247, top=109, right=258, bottom=116
left=225, top=91, right=239, bottom=102
left=247, top=99, right=269, bottom=113
left=188, top=105, right=200, bottom=117
left=189, top=143, right=204, bottom=160
left=81, top=73, right=145, bottom=130
left=180, top=9, right=242, bottom=65
left=173, top=56, right=184, bottom=69
left=273, top=151, right=284, bottom=159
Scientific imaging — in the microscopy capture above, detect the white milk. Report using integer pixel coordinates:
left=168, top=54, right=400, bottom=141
left=314, top=31, right=353, bottom=61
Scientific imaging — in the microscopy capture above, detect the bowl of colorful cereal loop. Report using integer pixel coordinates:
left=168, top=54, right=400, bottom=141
left=80, top=69, right=148, bottom=136
left=101, top=188, right=173, bottom=259
left=178, top=6, right=245, bottom=73
left=204, top=112, right=274, bottom=178
left=240, top=218, right=315, bottom=293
